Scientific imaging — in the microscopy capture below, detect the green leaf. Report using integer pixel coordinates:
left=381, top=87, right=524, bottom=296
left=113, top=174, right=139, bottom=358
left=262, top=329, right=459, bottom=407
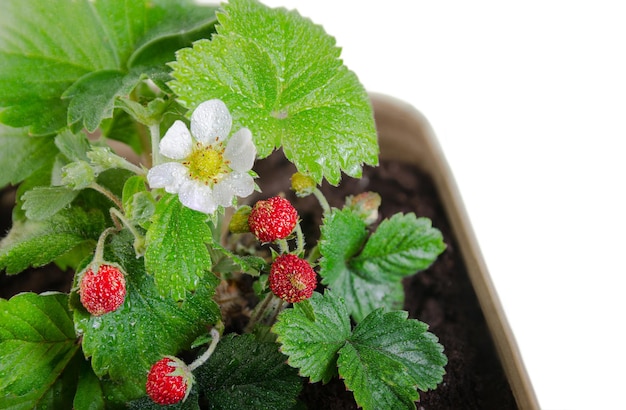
left=273, top=291, right=351, bottom=384
left=122, top=176, right=155, bottom=228
left=319, top=209, right=399, bottom=322
left=352, top=213, right=446, bottom=278
left=127, top=391, right=200, bottom=410
left=195, top=334, right=303, bottom=410
left=319, top=210, right=446, bottom=322
left=274, top=291, right=446, bottom=410
left=73, top=359, right=106, bottom=410
left=338, top=309, right=447, bottom=410
left=144, top=194, right=214, bottom=300
left=0, top=125, right=57, bottom=188
left=0, top=292, right=80, bottom=409
left=100, top=109, right=143, bottom=154
left=0, top=0, right=218, bottom=135
left=63, top=70, right=142, bottom=133
left=0, top=207, right=105, bottom=274
left=72, top=230, right=221, bottom=401
left=169, top=0, right=378, bottom=185
left=209, top=242, right=268, bottom=277
left=20, top=186, right=79, bottom=221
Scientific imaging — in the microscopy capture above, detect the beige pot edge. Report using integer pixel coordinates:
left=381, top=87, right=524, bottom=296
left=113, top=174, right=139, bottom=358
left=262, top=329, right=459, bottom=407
left=370, top=93, right=539, bottom=410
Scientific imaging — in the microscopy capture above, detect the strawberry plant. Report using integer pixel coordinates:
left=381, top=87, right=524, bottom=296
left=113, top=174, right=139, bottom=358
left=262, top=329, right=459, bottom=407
left=0, top=0, right=448, bottom=408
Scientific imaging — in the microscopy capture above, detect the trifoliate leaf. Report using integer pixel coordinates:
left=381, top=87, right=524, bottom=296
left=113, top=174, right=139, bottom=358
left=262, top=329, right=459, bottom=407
left=20, top=186, right=79, bottom=221
left=0, top=292, right=81, bottom=409
left=338, top=309, right=447, bottom=410
left=169, top=0, right=378, bottom=185
left=0, top=0, right=218, bottom=135
left=194, top=334, right=303, bottom=410
left=72, top=230, right=221, bottom=401
left=319, top=209, right=401, bottom=322
left=351, top=213, right=446, bottom=279
left=273, top=291, right=351, bottom=384
left=319, top=209, right=446, bottom=322
left=144, top=194, right=214, bottom=300
left=0, top=125, right=57, bottom=188
left=0, top=207, right=105, bottom=274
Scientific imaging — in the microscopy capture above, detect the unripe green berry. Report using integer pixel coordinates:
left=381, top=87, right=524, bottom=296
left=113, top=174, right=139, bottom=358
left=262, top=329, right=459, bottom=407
left=290, top=172, right=316, bottom=197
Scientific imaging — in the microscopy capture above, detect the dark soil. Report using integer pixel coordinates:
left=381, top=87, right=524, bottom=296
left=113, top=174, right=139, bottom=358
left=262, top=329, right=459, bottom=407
left=0, top=153, right=516, bottom=409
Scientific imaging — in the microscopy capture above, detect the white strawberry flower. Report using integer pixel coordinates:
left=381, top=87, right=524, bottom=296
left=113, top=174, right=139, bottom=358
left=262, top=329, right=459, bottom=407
left=147, top=99, right=256, bottom=214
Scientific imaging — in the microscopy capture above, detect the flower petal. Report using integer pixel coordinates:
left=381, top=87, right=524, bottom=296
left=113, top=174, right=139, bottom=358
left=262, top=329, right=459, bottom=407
left=190, top=99, right=232, bottom=144
left=159, top=120, right=193, bottom=160
left=212, top=182, right=235, bottom=207
left=147, top=162, right=188, bottom=193
left=224, top=127, right=256, bottom=172
left=178, top=180, right=218, bottom=214
left=221, top=172, right=255, bottom=198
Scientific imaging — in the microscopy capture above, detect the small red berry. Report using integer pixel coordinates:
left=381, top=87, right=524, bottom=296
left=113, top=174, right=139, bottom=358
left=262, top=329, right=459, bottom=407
left=269, top=254, right=317, bottom=303
left=146, top=356, right=194, bottom=405
left=248, top=196, right=298, bottom=242
left=79, top=264, right=126, bottom=316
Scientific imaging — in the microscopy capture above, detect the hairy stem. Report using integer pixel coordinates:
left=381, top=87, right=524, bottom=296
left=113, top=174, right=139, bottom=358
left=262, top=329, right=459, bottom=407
left=189, top=328, right=220, bottom=371
left=149, top=123, right=162, bottom=166
left=89, top=182, right=123, bottom=210
left=313, top=187, right=330, bottom=214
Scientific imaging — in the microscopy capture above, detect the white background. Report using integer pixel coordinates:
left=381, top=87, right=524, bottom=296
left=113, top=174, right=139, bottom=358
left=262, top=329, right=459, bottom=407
left=203, top=2, right=626, bottom=408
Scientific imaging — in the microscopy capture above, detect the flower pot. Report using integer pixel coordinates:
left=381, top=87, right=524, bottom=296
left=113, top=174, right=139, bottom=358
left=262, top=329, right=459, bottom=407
left=371, top=93, right=539, bottom=409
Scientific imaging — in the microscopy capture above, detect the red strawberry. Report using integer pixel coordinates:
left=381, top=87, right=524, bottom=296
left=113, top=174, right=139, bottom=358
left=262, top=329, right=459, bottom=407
left=79, top=263, right=126, bottom=316
left=248, top=196, right=298, bottom=243
left=269, top=254, right=317, bottom=303
left=146, top=356, right=194, bottom=405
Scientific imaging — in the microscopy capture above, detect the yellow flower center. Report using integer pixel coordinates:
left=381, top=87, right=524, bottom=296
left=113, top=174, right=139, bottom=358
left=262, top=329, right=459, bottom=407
left=184, top=142, right=230, bottom=185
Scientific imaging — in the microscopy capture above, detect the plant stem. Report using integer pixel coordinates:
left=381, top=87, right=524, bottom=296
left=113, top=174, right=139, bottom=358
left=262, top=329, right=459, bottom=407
left=245, top=292, right=274, bottom=333
left=188, top=328, right=220, bottom=371
left=313, top=187, right=330, bottom=214
left=93, top=227, right=116, bottom=265
left=244, top=291, right=287, bottom=332
left=277, top=238, right=289, bottom=254
left=294, top=222, right=305, bottom=256
left=149, top=123, right=162, bottom=166
left=89, top=182, right=123, bottom=210
left=118, top=158, right=145, bottom=176
left=110, top=208, right=146, bottom=256
left=306, top=244, right=321, bottom=265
